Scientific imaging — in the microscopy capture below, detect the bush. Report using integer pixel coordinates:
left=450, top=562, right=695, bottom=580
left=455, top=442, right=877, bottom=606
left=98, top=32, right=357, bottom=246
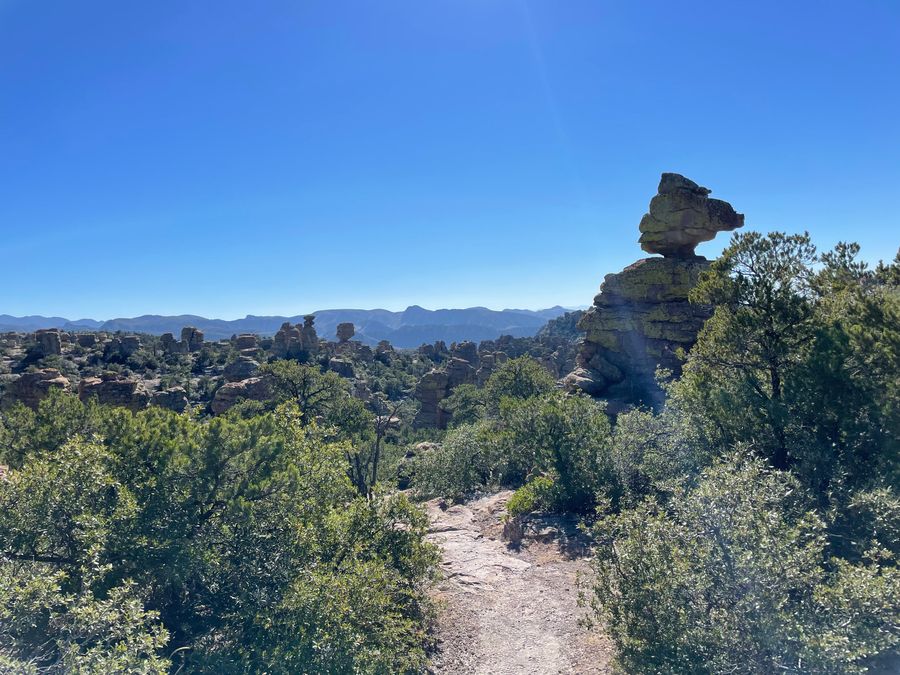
left=413, top=423, right=501, bottom=501
left=590, top=455, right=900, bottom=674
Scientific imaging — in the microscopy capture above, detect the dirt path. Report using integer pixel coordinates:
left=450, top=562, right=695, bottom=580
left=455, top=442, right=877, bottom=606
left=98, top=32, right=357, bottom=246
left=425, top=491, right=612, bottom=675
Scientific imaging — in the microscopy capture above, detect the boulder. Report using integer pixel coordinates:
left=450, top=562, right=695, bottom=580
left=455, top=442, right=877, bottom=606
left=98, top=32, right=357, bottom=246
left=638, top=173, right=744, bottom=258
left=151, top=386, right=189, bottom=412
left=4, top=369, right=69, bottom=409
left=76, top=334, right=97, bottom=348
left=336, top=322, right=355, bottom=343
left=328, top=357, right=355, bottom=379
left=210, top=377, right=271, bottom=415
left=224, top=356, right=260, bottom=382
left=234, top=334, right=259, bottom=350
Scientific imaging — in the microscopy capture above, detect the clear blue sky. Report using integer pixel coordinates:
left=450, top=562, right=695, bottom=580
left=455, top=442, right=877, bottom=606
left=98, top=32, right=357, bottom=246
left=1, top=1, right=898, bottom=320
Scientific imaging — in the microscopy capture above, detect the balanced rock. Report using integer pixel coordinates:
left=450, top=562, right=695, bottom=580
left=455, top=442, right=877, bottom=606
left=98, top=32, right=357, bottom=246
left=638, top=173, right=744, bottom=258
left=336, top=322, right=355, bottom=343
left=566, top=173, right=743, bottom=410
left=4, top=369, right=69, bottom=409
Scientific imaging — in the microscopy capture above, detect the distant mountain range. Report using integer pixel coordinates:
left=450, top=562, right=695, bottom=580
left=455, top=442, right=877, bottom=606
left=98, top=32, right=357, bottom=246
left=0, top=306, right=581, bottom=348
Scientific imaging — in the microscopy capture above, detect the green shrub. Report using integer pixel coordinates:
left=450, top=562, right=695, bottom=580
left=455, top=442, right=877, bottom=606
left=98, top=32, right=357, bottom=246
left=413, top=423, right=501, bottom=501
left=590, top=455, right=900, bottom=674
left=506, top=476, right=555, bottom=518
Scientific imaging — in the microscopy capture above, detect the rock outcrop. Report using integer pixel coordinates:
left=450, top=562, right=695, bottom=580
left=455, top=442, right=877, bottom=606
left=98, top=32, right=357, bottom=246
left=78, top=373, right=150, bottom=411
left=413, top=349, right=479, bottom=429
left=566, top=173, right=744, bottom=409
left=224, top=356, right=260, bottom=382
left=151, top=386, right=189, bottom=412
left=181, top=327, right=204, bottom=353
left=34, top=329, right=62, bottom=357
left=3, top=369, right=69, bottom=409
left=210, top=377, right=271, bottom=415
left=328, top=357, right=355, bottom=379
left=273, top=316, right=319, bottom=360
left=233, top=334, right=259, bottom=351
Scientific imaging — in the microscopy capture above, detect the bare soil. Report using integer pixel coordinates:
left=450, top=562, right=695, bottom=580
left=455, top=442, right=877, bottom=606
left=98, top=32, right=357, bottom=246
left=425, top=491, right=613, bottom=675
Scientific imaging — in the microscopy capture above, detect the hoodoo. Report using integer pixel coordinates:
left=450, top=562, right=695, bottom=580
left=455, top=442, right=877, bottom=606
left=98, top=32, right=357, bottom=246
left=565, top=173, right=744, bottom=410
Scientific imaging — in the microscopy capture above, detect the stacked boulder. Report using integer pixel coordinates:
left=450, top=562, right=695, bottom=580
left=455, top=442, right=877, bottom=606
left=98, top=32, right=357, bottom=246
left=273, top=316, right=319, bottom=360
left=565, top=173, right=743, bottom=409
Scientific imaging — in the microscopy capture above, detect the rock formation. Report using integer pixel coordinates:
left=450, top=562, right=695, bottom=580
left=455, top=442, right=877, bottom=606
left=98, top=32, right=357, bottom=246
left=336, top=322, right=355, bottom=343
left=210, top=377, right=271, bottom=415
left=638, top=173, right=743, bottom=258
left=328, top=357, right=354, bottom=379
left=3, top=369, right=69, bottom=409
left=413, top=348, right=479, bottom=429
left=151, top=386, right=189, bottom=412
left=76, top=334, right=97, bottom=348
left=181, top=327, right=204, bottom=353
left=273, top=316, right=319, bottom=360
left=566, top=173, right=744, bottom=410
left=224, top=356, right=260, bottom=382
left=78, top=373, right=150, bottom=411
left=234, top=334, right=259, bottom=351
left=34, top=329, right=62, bottom=357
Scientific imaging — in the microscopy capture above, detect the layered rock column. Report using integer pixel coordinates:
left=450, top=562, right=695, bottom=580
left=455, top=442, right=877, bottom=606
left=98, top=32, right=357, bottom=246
left=566, top=173, right=743, bottom=409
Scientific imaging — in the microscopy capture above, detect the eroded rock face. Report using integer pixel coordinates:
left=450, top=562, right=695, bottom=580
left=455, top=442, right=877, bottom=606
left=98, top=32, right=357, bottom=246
left=4, top=369, right=69, bottom=409
left=566, top=173, right=743, bottom=410
left=78, top=374, right=150, bottom=411
left=638, top=173, right=743, bottom=258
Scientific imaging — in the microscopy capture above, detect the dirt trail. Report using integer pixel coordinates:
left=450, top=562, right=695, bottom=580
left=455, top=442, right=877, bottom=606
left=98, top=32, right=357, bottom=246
left=425, top=491, right=612, bottom=675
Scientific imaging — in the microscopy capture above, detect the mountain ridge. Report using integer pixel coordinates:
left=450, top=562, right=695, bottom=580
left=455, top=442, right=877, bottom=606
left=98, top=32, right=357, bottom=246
left=0, top=306, right=581, bottom=348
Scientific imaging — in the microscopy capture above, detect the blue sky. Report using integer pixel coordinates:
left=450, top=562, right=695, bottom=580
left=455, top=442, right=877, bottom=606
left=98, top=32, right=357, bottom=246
left=1, top=1, right=898, bottom=319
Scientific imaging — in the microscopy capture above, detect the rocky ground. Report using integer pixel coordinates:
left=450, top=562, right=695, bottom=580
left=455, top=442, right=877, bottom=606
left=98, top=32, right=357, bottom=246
left=425, top=492, right=612, bottom=675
